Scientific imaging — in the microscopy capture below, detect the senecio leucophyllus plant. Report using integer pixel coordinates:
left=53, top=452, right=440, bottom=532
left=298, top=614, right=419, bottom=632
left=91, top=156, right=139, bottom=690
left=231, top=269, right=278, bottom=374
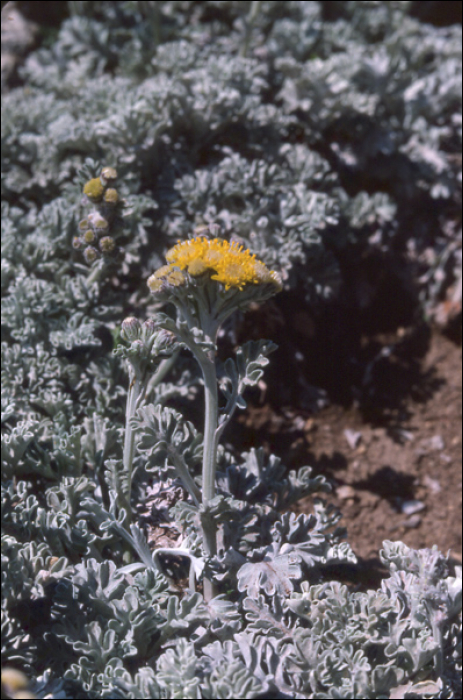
left=2, top=2, right=462, bottom=695
left=118, top=228, right=282, bottom=600
left=111, top=225, right=461, bottom=698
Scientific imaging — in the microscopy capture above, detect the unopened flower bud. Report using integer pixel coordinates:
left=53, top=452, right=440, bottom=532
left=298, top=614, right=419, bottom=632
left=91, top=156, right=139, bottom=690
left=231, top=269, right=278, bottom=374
left=84, top=246, right=99, bottom=264
left=103, top=188, right=119, bottom=204
left=158, top=329, right=177, bottom=349
left=88, top=214, right=109, bottom=233
left=83, top=229, right=96, bottom=244
left=121, top=316, right=142, bottom=341
left=143, top=318, right=157, bottom=334
left=100, top=166, right=118, bottom=184
left=99, top=236, right=116, bottom=254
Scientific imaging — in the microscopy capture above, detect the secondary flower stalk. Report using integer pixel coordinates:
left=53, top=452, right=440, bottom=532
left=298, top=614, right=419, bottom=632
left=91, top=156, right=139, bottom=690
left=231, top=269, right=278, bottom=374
left=116, top=318, right=179, bottom=531
left=73, top=166, right=122, bottom=284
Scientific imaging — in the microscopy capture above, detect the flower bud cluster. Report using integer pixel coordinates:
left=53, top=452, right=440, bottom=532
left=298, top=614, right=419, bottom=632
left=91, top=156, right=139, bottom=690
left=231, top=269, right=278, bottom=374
left=117, top=317, right=177, bottom=368
left=73, top=167, right=121, bottom=264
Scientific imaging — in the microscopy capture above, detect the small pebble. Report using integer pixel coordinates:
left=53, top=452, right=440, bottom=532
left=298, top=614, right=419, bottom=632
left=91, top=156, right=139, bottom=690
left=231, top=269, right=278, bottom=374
left=419, top=435, right=445, bottom=452
left=402, top=514, right=422, bottom=528
left=344, top=429, right=362, bottom=449
left=423, top=475, right=441, bottom=493
left=400, top=499, right=425, bottom=515
left=336, top=485, right=357, bottom=500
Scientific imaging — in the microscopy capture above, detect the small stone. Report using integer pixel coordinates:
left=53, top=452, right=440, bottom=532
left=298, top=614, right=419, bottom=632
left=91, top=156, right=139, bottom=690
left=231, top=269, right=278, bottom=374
left=419, top=435, right=445, bottom=453
left=344, top=429, right=362, bottom=449
left=400, top=499, right=425, bottom=515
left=402, top=514, right=422, bottom=528
left=336, top=485, right=357, bottom=500
left=423, top=475, right=441, bottom=493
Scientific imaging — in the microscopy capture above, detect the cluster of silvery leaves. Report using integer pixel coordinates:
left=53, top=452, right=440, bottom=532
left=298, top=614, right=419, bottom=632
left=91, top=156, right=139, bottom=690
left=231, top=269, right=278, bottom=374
left=2, top=185, right=462, bottom=700
left=2, top=1, right=461, bottom=313
left=1, top=2, right=462, bottom=699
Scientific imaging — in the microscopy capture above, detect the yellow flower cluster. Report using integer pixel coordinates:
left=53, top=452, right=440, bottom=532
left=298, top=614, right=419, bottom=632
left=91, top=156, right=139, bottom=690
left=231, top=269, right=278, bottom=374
left=155, top=236, right=282, bottom=292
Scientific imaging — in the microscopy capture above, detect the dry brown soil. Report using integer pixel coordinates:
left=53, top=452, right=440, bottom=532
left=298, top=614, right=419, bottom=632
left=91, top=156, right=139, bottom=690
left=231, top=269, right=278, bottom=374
left=236, top=326, right=462, bottom=584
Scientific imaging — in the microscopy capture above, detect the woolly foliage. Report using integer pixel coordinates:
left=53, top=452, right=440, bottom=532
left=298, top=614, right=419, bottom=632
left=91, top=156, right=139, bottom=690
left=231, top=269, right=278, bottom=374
left=2, top=1, right=460, bottom=309
left=1, top=2, right=461, bottom=698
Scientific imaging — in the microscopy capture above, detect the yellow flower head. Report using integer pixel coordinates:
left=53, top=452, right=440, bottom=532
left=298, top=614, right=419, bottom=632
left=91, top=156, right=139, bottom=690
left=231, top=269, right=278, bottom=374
left=83, top=177, right=104, bottom=202
left=165, top=236, right=282, bottom=292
